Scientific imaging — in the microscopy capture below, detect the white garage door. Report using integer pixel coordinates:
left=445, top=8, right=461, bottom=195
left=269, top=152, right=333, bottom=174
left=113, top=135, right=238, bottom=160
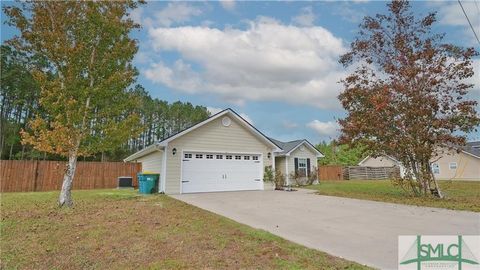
left=181, top=152, right=263, bottom=193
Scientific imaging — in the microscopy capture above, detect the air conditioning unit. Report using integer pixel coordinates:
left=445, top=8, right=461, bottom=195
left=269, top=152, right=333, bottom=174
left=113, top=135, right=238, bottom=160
left=118, top=176, right=133, bottom=188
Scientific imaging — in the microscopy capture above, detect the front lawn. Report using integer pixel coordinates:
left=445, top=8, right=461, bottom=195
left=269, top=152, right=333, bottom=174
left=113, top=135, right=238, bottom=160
left=1, top=189, right=369, bottom=270
left=306, top=180, right=480, bottom=212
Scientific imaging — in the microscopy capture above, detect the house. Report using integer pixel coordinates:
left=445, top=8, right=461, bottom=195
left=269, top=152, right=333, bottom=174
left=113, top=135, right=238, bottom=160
left=358, top=155, right=406, bottom=178
left=358, top=142, right=480, bottom=181
left=124, top=108, right=323, bottom=194
left=270, top=138, right=323, bottom=185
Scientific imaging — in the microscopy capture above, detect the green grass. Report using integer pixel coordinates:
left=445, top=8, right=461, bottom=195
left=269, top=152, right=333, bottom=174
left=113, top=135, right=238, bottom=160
left=305, top=180, right=480, bottom=212
left=1, top=189, right=370, bottom=270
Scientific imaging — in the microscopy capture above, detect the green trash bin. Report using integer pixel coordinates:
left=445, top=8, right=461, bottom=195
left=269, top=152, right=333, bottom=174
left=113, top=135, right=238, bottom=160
left=138, top=173, right=159, bottom=194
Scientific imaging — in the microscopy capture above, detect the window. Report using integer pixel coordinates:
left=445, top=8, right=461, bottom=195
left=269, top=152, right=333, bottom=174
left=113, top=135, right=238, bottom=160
left=244, top=156, right=250, bottom=160
left=449, top=162, right=457, bottom=170
left=195, top=154, right=203, bottom=159
left=226, top=155, right=232, bottom=160
left=206, top=154, right=213, bottom=159
left=252, top=156, right=259, bottom=161
left=235, top=155, right=241, bottom=160
left=184, top=153, right=192, bottom=159
left=216, top=155, right=223, bottom=159
left=298, top=158, right=307, bottom=177
left=432, top=163, right=440, bottom=174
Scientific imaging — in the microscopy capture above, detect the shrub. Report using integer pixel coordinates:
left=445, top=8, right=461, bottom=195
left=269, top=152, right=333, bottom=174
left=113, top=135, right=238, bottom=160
left=264, top=166, right=274, bottom=182
left=274, top=169, right=285, bottom=190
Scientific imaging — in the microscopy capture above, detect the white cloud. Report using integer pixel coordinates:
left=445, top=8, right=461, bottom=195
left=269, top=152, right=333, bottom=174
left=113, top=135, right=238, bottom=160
left=292, top=6, right=315, bottom=27
left=282, top=120, right=298, bottom=129
left=147, top=2, right=202, bottom=27
left=435, top=1, right=477, bottom=27
left=207, top=106, right=223, bottom=115
left=206, top=107, right=253, bottom=124
left=144, top=60, right=202, bottom=92
left=307, top=120, right=339, bottom=138
left=333, top=3, right=366, bottom=23
left=220, top=0, right=236, bottom=11
left=129, top=7, right=143, bottom=25
left=431, top=1, right=480, bottom=46
left=145, top=17, right=348, bottom=109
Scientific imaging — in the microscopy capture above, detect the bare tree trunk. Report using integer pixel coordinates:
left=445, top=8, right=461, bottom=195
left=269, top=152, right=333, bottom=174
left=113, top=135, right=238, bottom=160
left=9, top=143, right=14, bottom=160
left=429, top=167, right=443, bottom=198
left=59, top=150, right=78, bottom=207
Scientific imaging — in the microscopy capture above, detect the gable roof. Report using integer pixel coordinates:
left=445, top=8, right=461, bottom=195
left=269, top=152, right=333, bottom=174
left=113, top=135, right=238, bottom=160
left=358, top=154, right=400, bottom=166
left=270, top=138, right=323, bottom=157
left=462, top=141, right=480, bottom=159
left=125, top=108, right=281, bottom=161
left=157, top=108, right=281, bottom=151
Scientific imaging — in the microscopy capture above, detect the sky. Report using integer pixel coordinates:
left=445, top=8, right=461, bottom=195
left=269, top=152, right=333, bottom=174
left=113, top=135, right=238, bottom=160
left=1, top=1, right=479, bottom=143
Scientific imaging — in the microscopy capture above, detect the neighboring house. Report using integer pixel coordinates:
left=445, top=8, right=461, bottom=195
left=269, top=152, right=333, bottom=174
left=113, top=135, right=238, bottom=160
left=358, top=155, right=406, bottom=178
left=124, top=108, right=323, bottom=194
left=270, top=138, right=323, bottom=185
left=358, top=142, right=480, bottom=181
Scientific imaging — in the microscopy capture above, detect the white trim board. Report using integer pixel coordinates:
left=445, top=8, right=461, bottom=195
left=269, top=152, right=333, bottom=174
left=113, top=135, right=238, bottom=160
left=124, top=144, right=164, bottom=162
left=285, top=140, right=323, bottom=157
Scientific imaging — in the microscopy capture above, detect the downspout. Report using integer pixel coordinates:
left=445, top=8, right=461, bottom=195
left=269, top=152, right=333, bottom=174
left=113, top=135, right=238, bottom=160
left=285, top=157, right=289, bottom=185
left=272, top=151, right=276, bottom=171
left=160, top=143, right=167, bottom=193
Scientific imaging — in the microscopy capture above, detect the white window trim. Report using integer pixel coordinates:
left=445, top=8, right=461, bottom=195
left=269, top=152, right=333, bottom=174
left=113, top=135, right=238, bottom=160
left=432, top=163, right=440, bottom=174
left=449, top=162, right=457, bottom=170
left=298, top=158, right=308, bottom=177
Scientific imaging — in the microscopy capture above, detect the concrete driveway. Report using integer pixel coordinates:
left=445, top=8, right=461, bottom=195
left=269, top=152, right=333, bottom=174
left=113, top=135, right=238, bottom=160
left=171, top=189, right=480, bottom=269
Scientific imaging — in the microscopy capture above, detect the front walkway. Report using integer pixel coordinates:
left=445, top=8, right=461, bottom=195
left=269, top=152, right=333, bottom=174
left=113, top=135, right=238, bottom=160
left=171, top=189, right=480, bottom=269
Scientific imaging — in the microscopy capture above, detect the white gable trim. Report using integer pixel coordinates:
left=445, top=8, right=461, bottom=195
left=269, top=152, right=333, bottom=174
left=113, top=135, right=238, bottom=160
left=460, top=150, right=480, bottom=159
left=158, top=109, right=281, bottom=152
left=285, top=140, right=323, bottom=158
left=124, top=144, right=164, bottom=162
left=358, top=154, right=400, bottom=166
left=357, top=155, right=371, bottom=166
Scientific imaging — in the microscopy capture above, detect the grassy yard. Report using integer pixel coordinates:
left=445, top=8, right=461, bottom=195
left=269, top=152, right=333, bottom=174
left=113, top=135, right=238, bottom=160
left=306, top=180, right=480, bottom=212
left=1, top=189, right=369, bottom=270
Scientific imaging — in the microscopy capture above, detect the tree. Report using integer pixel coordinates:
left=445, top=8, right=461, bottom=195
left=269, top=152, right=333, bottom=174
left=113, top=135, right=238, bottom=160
left=4, top=1, right=143, bottom=206
left=338, top=1, right=479, bottom=197
left=316, top=141, right=369, bottom=166
left=0, top=45, right=42, bottom=160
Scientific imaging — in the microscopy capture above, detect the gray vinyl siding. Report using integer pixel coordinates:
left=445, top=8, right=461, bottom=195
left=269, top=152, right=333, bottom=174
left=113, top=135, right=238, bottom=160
left=165, top=115, right=276, bottom=194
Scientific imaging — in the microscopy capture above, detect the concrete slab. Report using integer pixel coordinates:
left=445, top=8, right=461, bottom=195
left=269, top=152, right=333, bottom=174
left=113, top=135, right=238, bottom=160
left=171, top=189, right=480, bottom=269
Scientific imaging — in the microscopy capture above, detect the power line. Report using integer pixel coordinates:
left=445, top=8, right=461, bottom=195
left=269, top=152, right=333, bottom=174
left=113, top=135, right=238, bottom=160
left=458, top=0, right=480, bottom=46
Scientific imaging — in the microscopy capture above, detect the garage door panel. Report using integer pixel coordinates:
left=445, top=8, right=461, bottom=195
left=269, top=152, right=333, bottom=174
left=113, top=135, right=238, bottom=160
left=182, top=152, right=262, bottom=193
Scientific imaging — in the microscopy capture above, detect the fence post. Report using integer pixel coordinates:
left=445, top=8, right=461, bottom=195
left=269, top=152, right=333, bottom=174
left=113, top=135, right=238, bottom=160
left=33, top=160, right=39, bottom=192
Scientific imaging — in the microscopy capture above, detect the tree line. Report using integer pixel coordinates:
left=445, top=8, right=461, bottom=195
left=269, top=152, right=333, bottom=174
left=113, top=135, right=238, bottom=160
left=315, top=141, right=369, bottom=166
left=0, top=45, right=210, bottom=162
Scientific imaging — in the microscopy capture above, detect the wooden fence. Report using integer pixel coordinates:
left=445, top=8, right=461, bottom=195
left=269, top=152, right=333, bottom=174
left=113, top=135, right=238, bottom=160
left=343, top=166, right=400, bottom=180
left=0, top=160, right=142, bottom=192
left=318, top=166, right=344, bottom=181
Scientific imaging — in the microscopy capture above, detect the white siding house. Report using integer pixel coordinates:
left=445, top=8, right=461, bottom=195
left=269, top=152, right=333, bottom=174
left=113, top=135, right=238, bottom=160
left=125, top=108, right=324, bottom=194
